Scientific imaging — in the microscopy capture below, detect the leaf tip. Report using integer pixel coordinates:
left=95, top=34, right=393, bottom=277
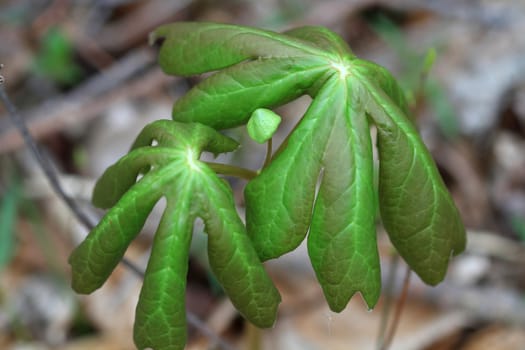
left=325, top=288, right=380, bottom=314
left=68, top=251, right=98, bottom=294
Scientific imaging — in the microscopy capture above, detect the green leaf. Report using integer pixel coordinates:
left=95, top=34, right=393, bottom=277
left=247, top=108, right=282, bottom=144
left=152, top=22, right=343, bottom=129
left=73, top=23, right=467, bottom=350
left=134, top=192, right=195, bottom=350
left=91, top=147, right=177, bottom=209
left=130, top=119, right=240, bottom=153
left=151, top=22, right=332, bottom=76
left=171, top=57, right=329, bottom=129
left=92, top=120, right=239, bottom=209
left=198, top=166, right=281, bottom=327
left=352, top=60, right=410, bottom=117
left=245, top=75, right=340, bottom=261
left=360, top=76, right=466, bottom=285
left=245, top=74, right=381, bottom=310
left=308, top=78, right=380, bottom=311
left=151, top=21, right=464, bottom=311
left=70, top=120, right=280, bottom=350
left=284, top=26, right=353, bottom=59
left=70, top=150, right=177, bottom=293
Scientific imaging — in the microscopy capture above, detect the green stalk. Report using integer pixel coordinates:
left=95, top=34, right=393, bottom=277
left=205, top=162, right=258, bottom=181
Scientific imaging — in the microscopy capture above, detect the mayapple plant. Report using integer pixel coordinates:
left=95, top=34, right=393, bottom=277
left=69, top=22, right=466, bottom=350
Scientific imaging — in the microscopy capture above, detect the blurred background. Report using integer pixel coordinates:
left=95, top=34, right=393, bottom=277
left=1, top=0, right=525, bottom=349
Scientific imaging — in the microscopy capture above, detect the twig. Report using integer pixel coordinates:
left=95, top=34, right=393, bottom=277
left=0, top=85, right=96, bottom=231
left=0, top=85, right=237, bottom=350
left=205, top=162, right=258, bottom=181
left=187, top=312, right=238, bottom=350
left=376, top=253, right=400, bottom=349
left=0, top=49, right=170, bottom=153
left=381, top=265, right=412, bottom=350
left=263, top=138, right=273, bottom=168
left=392, top=310, right=472, bottom=350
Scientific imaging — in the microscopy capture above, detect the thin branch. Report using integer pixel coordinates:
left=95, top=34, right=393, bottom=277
left=0, top=85, right=237, bottom=350
left=381, top=265, right=412, bottom=350
left=0, top=49, right=170, bottom=153
left=187, top=312, right=238, bottom=350
left=263, top=138, right=273, bottom=169
left=205, top=161, right=258, bottom=181
left=0, top=86, right=96, bottom=231
left=376, top=253, right=400, bottom=350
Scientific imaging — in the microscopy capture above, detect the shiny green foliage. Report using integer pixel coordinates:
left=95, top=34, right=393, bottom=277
left=69, top=120, right=280, bottom=350
left=71, top=22, right=466, bottom=350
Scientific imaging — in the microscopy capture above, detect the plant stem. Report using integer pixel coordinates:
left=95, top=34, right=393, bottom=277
left=376, top=253, right=399, bottom=349
left=263, top=138, right=273, bottom=168
left=380, top=264, right=411, bottom=350
left=245, top=322, right=262, bottom=350
left=205, top=162, right=258, bottom=180
left=0, top=87, right=97, bottom=231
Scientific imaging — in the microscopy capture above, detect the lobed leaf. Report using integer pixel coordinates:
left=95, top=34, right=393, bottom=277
left=245, top=75, right=381, bottom=310
left=198, top=166, right=281, bottom=327
left=70, top=120, right=280, bottom=350
left=130, top=119, right=239, bottom=153
left=92, top=147, right=178, bottom=209
left=245, top=74, right=340, bottom=260
left=134, top=189, right=196, bottom=350
left=360, top=76, right=466, bottom=285
left=72, top=23, right=468, bottom=350
left=308, top=78, right=380, bottom=311
left=171, top=57, right=329, bottom=129
left=151, top=22, right=331, bottom=76
left=285, top=26, right=353, bottom=60
left=70, top=161, right=176, bottom=293
left=353, top=60, right=410, bottom=117
left=92, top=120, right=239, bottom=209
